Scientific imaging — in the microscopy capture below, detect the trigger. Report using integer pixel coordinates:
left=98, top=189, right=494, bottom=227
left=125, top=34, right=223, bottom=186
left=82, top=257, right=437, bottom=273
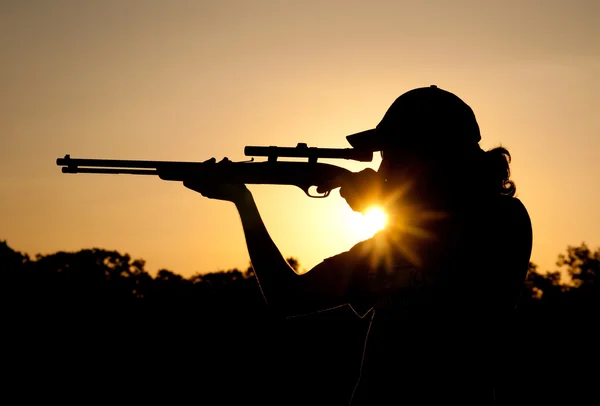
left=306, top=187, right=330, bottom=198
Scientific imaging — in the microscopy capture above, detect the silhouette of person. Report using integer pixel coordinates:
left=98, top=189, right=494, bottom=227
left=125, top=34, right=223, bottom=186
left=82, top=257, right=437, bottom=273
left=184, top=85, right=533, bottom=404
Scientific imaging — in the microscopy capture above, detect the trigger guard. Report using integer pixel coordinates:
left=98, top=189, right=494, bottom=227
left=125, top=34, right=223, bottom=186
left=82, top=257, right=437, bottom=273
left=302, top=186, right=330, bottom=198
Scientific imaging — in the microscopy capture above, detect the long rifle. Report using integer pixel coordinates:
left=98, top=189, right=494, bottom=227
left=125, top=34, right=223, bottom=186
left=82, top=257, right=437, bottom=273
left=56, top=143, right=373, bottom=198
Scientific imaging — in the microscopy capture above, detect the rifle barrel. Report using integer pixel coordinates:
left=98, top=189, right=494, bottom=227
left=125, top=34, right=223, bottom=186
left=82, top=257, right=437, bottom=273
left=62, top=167, right=158, bottom=175
left=56, top=156, right=179, bottom=168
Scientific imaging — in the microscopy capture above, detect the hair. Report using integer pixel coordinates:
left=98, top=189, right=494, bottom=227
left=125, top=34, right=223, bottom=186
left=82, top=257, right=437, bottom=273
left=470, top=146, right=516, bottom=198
left=381, top=143, right=517, bottom=200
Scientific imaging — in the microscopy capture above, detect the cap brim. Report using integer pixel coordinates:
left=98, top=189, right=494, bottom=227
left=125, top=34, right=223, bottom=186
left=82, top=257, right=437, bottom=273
left=346, top=129, right=382, bottom=151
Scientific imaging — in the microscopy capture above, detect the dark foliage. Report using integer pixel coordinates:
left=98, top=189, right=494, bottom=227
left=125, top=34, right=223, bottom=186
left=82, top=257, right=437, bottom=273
left=1, top=240, right=598, bottom=404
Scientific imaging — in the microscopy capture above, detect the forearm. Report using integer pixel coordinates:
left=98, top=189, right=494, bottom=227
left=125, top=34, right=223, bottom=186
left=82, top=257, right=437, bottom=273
left=234, top=192, right=299, bottom=309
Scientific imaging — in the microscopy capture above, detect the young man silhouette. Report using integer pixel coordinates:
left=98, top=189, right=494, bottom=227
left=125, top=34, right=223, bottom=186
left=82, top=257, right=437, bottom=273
left=184, top=85, right=533, bottom=404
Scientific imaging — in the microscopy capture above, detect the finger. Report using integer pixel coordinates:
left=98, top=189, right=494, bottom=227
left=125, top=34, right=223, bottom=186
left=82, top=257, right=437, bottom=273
left=339, top=183, right=362, bottom=200
left=316, top=181, right=340, bottom=194
left=316, top=184, right=332, bottom=194
left=219, top=157, right=231, bottom=163
left=316, top=174, right=349, bottom=194
left=202, top=157, right=217, bottom=164
left=339, top=185, right=351, bottom=199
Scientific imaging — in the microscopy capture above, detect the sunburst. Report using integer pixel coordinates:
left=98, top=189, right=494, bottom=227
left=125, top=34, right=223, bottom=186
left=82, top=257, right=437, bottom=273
left=347, top=205, right=388, bottom=241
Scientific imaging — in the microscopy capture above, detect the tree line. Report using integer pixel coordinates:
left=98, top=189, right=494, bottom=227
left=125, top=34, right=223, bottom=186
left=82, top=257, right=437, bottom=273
left=1, top=240, right=598, bottom=403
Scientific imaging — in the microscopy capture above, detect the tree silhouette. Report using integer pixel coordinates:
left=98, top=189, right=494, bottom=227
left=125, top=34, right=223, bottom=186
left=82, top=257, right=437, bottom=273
left=558, top=243, right=599, bottom=288
left=520, top=262, right=565, bottom=311
left=1, top=239, right=599, bottom=403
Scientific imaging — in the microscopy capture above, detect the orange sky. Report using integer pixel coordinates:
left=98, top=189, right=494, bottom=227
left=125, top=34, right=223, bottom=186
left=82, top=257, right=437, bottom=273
left=1, top=0, right=598, bottom=277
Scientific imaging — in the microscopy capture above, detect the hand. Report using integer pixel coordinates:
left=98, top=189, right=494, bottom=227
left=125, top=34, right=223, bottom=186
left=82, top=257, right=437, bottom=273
left=183, top=158, right=250, bottom=204
left=318, top=168, right=383, bottom=213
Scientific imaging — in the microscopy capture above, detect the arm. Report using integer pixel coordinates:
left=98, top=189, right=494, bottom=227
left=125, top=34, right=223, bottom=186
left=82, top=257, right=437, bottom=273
left=234, top=191, right=355, bottom=316
left=184, top=171, right=355, bottom=317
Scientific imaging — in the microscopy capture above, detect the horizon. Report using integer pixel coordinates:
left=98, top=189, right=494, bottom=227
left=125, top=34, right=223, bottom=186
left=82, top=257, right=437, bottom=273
left=1, top=238, right=597, bottom=282
left=1, top=0, right=598, bottom=278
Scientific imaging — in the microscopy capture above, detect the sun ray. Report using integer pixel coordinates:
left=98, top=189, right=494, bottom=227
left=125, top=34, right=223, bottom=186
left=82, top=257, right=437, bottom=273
left=343, top=178, right=452, bottom=278
left=346, top=205, right=389, bottom=241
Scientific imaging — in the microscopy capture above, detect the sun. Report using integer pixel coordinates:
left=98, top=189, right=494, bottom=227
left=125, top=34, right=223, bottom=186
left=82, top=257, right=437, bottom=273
left=363, top=207, right=387, bottom=233
left=347, top=206, right=388, bottom=241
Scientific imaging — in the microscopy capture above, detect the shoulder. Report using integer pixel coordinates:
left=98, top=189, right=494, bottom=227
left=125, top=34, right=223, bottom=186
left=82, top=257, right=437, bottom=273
left=457, top=196, right=533, bottom=277
left=471, top=196, right=533, bottom=277
left=504, top=196, right=533, bottom=255
left=500, top=196, right=530, bottom=218
left=471, top=196, right=532, bottom=236
left=322, top=237, right=379, bottom=266
left=493, top=196, right=532, bottom=240
left=322, top=233, right=410, bottom=271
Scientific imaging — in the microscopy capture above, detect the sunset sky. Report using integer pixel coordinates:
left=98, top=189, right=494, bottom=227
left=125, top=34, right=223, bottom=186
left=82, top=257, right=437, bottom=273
left=1, top=0, right=598, bottom=278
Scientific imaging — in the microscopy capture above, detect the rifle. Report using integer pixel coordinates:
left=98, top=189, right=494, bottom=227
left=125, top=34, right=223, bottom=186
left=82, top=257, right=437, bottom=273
left=56, top=143, right=373, bottom=198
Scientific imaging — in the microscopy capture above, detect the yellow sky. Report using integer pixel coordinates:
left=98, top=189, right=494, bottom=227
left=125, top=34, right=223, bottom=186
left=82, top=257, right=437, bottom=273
left=1, top=0, right=598, bottom=277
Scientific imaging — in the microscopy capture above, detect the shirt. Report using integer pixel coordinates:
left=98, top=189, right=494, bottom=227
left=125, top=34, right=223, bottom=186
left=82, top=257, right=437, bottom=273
left=322, top=196, right=532, bottom=405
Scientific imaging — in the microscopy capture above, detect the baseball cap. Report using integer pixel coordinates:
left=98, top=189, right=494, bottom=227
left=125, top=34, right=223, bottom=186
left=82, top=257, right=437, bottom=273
left=346, top=85, right=481, bottom=152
